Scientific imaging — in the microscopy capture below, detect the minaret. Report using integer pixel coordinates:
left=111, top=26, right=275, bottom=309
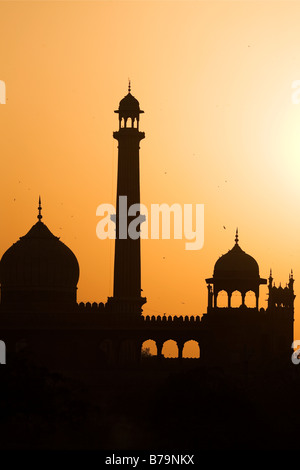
left=109, top=84, right=146, bottom=316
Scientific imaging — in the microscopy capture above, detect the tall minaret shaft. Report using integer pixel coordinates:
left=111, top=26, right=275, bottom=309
left=111, top=85, right=146, bottom=315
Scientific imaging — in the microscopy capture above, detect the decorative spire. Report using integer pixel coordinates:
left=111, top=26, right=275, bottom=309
left=268, top=268, right=273, bottom=289
left=37, top=196, right=42, bottom=222
left=128, top=79, right=131, bottom=94
left=289, top=269, right=295, bottom=291
left=235, top=228, right=239, bottom=244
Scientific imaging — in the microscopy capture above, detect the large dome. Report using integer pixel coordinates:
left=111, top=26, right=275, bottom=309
left=213, top=233, right=259, bottom=280
left=0, top=208, right=79, bottom=307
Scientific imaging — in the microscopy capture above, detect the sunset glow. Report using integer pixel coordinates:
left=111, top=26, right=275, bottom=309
left=1, top=1, right=300, bottom=339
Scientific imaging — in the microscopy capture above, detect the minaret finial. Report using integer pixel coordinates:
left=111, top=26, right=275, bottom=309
left=128, top=78, right=131, bottom=93
left=37, top=196, right=42, bottom=222
left=235, top=227, right=239, bottom=244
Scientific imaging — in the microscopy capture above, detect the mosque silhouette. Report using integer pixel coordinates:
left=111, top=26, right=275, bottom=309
left=0, top=87, right=295, bottom=374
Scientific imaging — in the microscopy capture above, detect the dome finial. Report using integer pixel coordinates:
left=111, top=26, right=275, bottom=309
left=37, top=196, right=42, bottom=222
left=128, top=78, right=131, bottom=94
left=235, top=227, right=239, bottom=244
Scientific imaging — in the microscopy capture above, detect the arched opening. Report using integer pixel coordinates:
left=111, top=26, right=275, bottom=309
left=99, top=339, right=114, bottom=364
left=162, top=340, right=178, bottom=358
left=141, top=339, right=157, bottom=359
left=231, top=290, right=242, bottom=308
left=119, top=339, right=137, bottom=363
left=0, top=340, right=6, bottom=364
left=217, top=290, right=228, bottom=307
left=245, top=290, right=256, bottom=308
left=182, top=340, right=200, bottom=358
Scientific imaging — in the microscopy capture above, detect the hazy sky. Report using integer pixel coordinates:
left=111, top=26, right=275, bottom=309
left=1, top=1, right=300, bottom=338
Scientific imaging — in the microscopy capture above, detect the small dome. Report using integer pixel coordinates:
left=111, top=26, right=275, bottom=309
left=214, top=241, right=259, bottom=280
left=0, top=212, right=79, bottom=307
left=119, top=92, right=141, bottom=112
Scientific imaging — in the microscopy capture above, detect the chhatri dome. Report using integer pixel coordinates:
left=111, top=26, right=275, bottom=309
left=213, top=229, right=259, bottom=280
left=206, top=229, right=267, bottom=309
left=0, top=198, right=79, bottom=309
left=114, top=82, right=144, bottom=131
left=117, top=81, right=143, bottom=113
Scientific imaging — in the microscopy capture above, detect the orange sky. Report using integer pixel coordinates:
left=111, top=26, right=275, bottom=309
left=1, top=1, right=300, bottom=340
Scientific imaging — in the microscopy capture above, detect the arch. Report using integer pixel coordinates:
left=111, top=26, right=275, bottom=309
left=141, top=339, right=157, bottom=358
left=119, top=339, right=137, bottom=363
left=231, top=290, right=242, bottom=308
left=245, top=290, right=256, bottom=308
left=216, top=290, right=228, bottom=307
left=182, top=340, right=200, bottom=358
left=99, top=338, right=114, bottom=364
left=0, top=340, right=6, bottom=364
left=121, top=117, right=127, bottom=128
left=162, top=340, right=178, bottom=358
